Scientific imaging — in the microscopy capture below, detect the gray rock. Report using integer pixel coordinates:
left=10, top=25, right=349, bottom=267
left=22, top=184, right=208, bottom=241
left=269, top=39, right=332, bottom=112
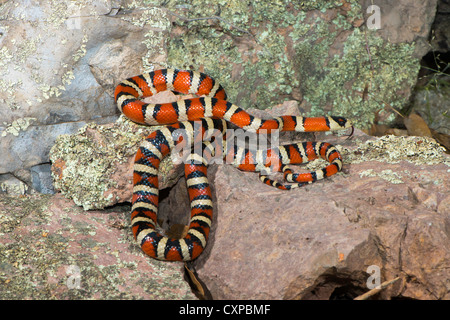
left=30, top=163, right=54, bottom=194
left=0, top=0, right=157, bottom=187
left=1, top=119, right=116, bottom=174
left=411, top=75, right=450, bottom=136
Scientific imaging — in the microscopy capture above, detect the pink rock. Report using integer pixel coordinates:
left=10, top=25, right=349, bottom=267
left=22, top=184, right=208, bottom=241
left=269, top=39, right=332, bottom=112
left=0, top=194, right=195, bottom=299
left=49, top=101, right=450, bottom=299
left=160, top=129, right=450, bottom=300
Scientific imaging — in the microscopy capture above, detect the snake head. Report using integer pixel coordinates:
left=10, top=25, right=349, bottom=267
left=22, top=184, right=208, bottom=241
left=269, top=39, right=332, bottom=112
left=330, top=116, right=352, bottom=129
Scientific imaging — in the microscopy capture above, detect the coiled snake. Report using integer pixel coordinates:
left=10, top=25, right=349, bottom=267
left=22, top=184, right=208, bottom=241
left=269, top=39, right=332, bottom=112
left=114, top=69, right=352, bottom=261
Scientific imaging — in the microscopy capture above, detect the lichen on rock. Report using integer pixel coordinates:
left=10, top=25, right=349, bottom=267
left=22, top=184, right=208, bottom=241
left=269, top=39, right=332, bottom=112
left=344, top=135, right=449, bottom=166
left=1, top=117, right=37, bottom=137
left=164, top=0, right=421, bottom=129
left=49, top=116, right=167, bottom=210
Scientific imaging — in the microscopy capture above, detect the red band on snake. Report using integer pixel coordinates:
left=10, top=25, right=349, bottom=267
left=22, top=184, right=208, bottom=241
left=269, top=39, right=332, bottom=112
left=115, top=68, right=352, bottom=261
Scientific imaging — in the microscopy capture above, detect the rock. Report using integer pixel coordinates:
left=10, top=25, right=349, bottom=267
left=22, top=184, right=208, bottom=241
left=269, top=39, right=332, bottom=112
left=161, top=130, right=450, bottom=299
left=0, top=193, right=195, bottom=299
left=166, top=0, right=435, bottom=128
left=0, top=0, right=440, bottom=195
left=1, top=119, right=113, bottom=175
left=366, top=0, right=438, bottom=48
left=0, top=173, right=29, bottom=195
left=430, top=0, right=450, bottom=53
left=30, top=164, right=55, bottom=194
left=0, top=0, right=166, bottom=192
left=410, top=75, right=450, bottom=136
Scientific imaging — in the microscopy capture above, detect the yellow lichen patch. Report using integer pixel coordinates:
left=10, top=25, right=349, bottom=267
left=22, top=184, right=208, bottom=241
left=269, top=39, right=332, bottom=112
left=119, top=5, right=170, bottom=72
left=359, top=169, right=404, bottom=184
left=0, top=178, right=29, bottom=195
left=1, top=117, right=37, bottom=137
left=72, top=34, right=89, bottom=63
left=342, top=135, right=449, bottom=166
left=0, top=78, right=23, bottom=110
left=0, top=46, right=13, bottom=68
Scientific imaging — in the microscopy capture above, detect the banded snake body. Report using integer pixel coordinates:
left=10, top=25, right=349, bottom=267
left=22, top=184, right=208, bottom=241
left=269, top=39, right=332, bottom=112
left=114, top=69, right=352, bottom=261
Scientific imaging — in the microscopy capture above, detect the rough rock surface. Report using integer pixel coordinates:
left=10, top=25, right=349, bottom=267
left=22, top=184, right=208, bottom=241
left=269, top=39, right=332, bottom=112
left=0, top=0, right=163, bottom=191
left=0, top=0, right=440, bottom=194
left=161, top=129, right=450, bottom=300
left=0, top=193, right=195, bottom=299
